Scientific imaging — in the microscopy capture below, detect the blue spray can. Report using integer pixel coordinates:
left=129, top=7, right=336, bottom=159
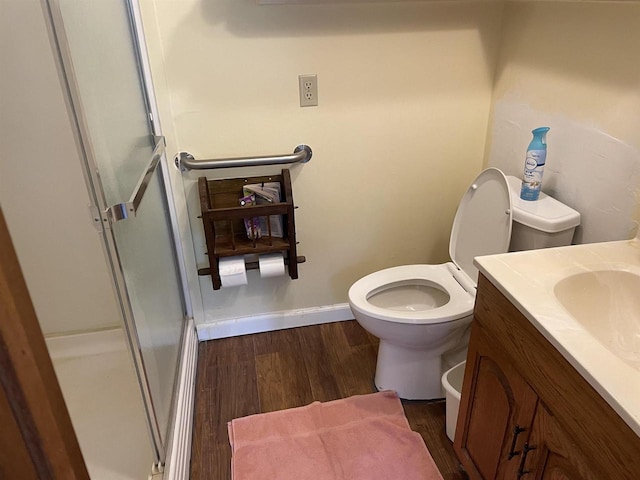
left=520, top=127, right=550, bottom=201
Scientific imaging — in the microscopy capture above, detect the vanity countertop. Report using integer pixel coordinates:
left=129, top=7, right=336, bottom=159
left=474, top=237, right=640, bottom=437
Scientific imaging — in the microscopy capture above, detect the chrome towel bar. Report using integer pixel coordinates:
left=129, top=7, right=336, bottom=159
left=174, top=144, right=312, bottom=171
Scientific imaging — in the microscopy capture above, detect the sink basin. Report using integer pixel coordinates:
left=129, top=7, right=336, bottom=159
left=554, top=270, right=640, bottom=367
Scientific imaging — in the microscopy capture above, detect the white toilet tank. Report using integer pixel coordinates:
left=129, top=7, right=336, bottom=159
left=506, top=176, right=581, bottom=252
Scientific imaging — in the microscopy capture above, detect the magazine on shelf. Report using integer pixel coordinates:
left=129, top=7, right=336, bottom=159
left=239, top=193, right=261, bottom=239
left=242, top=182, right=284, bottom=238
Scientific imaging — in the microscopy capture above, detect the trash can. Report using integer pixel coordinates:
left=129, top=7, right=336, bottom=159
left=441, top=361, right=466, bottom=442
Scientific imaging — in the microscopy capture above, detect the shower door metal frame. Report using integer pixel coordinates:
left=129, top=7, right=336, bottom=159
left=41, top=0, right=192, bottom=465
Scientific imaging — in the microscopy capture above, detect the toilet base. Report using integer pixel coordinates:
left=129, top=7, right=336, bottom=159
left=374, top=341, right=444, bottom=400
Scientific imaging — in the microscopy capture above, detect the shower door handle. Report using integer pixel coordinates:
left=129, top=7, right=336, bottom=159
left=106, top=136, right=165, bottom=223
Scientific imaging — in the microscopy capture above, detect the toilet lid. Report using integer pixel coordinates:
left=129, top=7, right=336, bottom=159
left=449, top=168, right=512, bottom=286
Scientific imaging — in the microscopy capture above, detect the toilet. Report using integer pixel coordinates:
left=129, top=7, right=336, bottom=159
left=348, top=168, right=580, bottom=400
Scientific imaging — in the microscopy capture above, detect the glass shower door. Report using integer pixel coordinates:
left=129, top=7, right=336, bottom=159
left=46, top=0, right=186, bottom=462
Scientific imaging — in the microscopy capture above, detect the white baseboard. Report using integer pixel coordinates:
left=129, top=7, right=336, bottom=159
left=196, top=303, right=353, bottom=341
left=162, top=318, right=198, bottom=480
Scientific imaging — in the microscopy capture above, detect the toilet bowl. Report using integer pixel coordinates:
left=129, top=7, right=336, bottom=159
left=348, top=168, right=513, bottom=400
left=349, top=265, right=476, bottom=400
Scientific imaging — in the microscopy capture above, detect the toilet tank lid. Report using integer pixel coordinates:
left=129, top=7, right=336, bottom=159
left=506, top=176, right=581, bottom=233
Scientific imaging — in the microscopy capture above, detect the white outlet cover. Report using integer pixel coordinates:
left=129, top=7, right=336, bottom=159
left=298, top=74, right=318, bottom=107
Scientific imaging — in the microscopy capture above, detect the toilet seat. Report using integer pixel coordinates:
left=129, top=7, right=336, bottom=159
left=348, top=168, right=512, bottom=326
left=348, top=263, right=475, bottom=325
left=449, top=168, right=513, bottom=284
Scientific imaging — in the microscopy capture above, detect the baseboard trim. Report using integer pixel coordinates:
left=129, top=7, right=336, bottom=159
left=162, top=318, right=198, bottom=480
left=196, top=303, right=353, bottom=341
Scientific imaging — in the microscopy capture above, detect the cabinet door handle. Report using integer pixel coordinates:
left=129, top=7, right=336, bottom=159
left=517, top=443, right=537, bottom=478
left=508, top=424, right=526, bottom=459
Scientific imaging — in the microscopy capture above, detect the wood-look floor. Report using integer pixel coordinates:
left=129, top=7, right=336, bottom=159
left=190, top=320, right=467, bottom=480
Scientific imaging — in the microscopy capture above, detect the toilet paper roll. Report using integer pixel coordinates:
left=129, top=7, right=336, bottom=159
left=259, top=253, right=286, bottom=278
left=219, top=256, right=248, bottom=288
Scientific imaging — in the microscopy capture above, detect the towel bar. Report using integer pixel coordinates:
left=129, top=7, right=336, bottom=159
left=175, top=145, right=312, bottom=171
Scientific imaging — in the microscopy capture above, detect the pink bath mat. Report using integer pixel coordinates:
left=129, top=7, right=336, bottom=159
left=228, top=391, right=444, bottom=480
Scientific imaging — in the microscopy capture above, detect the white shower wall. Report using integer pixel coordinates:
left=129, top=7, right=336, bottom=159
left=0, top=0, right=121, bottom=335
left=1, top=5, right=154, bottom=474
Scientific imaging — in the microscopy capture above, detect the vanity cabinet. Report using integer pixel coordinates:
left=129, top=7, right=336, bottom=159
left=454, top=274, right=640, bottom=480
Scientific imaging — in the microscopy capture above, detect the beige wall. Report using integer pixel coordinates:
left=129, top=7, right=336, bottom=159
left=485, top=2, right=640, bottom=244
left=5, top=0, right=637, bottom=333
left=0, top=0, right=121, bottom=335
left=142, top=0, right=504, bottom=323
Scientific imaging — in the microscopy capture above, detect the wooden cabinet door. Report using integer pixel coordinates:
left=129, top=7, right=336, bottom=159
left=521, top=403, right=603, bottom=480
left=455, top=324, right=538, bottom=480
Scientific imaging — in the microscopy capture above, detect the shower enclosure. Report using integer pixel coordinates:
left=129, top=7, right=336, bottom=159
left=42, top=0, right=194, bottom=476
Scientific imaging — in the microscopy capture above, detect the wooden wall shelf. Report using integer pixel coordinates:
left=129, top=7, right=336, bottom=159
left=197, top=169, right=304, bottom=290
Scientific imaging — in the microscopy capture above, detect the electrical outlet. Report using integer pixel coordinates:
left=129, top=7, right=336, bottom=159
left=298, top=74, right=318, bottom=107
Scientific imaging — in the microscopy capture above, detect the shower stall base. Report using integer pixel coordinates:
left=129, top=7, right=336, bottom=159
left=46, top=328, right=155, bottom=480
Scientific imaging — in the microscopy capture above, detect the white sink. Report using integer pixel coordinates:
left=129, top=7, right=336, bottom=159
left=554, top=270, right=640, bottom=368
left=474, top=237, right=640, bottom=437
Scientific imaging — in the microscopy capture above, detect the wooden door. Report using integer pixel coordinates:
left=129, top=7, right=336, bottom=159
left=0, top=207, right=88, bottom=478
left=521, top=403, right=602, bottom=480
left=454, top=323, right=538, bottom=480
